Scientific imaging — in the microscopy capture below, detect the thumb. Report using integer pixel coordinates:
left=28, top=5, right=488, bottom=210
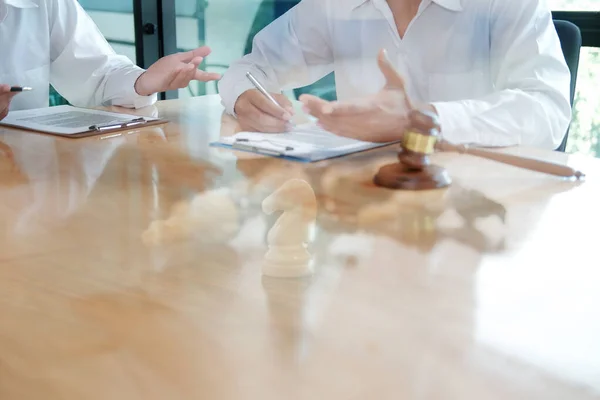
left=377, top=49, right=406, bottom=91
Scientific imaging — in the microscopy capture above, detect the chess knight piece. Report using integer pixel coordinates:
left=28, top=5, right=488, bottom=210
left=262, top=179, right=317, bottom=278
left=374, top=109, right=452, bottom=190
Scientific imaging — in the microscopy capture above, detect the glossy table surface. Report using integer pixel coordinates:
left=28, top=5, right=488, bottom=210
left=1, top=95, right=599, bottom=399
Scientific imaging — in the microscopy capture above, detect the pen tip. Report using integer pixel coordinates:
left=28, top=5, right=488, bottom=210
left=575, top=171, right=585, bottom=180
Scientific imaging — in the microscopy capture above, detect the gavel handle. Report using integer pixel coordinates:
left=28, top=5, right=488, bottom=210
left=443, top=142, right=585, bottom=179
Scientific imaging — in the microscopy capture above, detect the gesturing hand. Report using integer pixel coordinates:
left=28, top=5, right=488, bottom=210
left=134, top=46, right=222, bottom=96
left=300, top=49, right=432, bottom=143
left=0, top=84, right=18, bottom=121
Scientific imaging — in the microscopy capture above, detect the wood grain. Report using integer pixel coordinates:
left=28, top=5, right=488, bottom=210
left=1, top=96, right=599, bottom=400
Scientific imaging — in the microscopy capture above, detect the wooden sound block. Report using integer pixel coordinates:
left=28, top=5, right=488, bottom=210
left=374, top=162, right=452, bottom=190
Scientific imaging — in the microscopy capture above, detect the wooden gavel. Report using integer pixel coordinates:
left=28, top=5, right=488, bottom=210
left=374, top=109, right=585, bottom=190
left=436, top=140, right=585, bottom=179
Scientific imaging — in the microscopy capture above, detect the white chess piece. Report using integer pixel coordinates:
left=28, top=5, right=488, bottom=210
left=261, top=179, right=317, bottom=278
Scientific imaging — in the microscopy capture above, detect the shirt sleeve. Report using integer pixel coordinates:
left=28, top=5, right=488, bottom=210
left=47, top=0, right=157, bottom=109
left=431, top=0, right=572, bottom=149
left=218, top=0, right=334, bottom=115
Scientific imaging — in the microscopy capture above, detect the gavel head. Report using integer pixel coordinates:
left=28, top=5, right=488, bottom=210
left=398, top=109, right=441, bottom=170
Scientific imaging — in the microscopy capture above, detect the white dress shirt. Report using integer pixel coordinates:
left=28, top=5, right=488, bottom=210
left=219, top=0, right=572, bottom=149
left=0, top=0, right=156, bottom=112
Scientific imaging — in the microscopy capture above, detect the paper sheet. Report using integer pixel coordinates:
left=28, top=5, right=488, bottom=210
left=0, top=105, right=158, bottom=135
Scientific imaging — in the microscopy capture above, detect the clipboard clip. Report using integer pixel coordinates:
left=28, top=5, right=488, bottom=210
left=89, top=117, right=147, bottom=131
left=231, top=138, right=295, bottom=156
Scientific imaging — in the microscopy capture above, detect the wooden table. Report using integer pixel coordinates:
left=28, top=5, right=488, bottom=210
left=1, top=95, right=599, bottom=399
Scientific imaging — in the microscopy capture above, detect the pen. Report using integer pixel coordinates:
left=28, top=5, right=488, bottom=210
left=10, top=86, right=33, bottom=92
left=245, top=71, right=285, bottom=110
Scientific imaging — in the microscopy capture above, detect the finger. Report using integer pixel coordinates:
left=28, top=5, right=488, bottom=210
left=193, top=70, right=222, bottom=82
left=0, top=84, right=11, bottom=94
left=0, top=93, right=18, bottom=101
left=188, top=56, right=204, bottom=67
left=240, top=102, right=290, bottom=133
left=177, top=46, right=212, bottom=63
left=273, top=94, right=295, bottom=113
left=249, top=109, right=290, bottom=133
left=172, top=65, right=196, bottom=88
left=169, top=64, right=196, bottom=89
left=251, top=92, right=292, bottom=121
left=238, top=117, right=265, bottom=134
left=378, top=49, right=406, bottom=91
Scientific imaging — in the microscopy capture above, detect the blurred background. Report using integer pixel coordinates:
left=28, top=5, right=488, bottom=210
left=70, top=0, right=599, bottom=157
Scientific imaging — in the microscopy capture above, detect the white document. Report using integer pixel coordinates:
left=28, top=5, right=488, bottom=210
left=0, top=105, right=159, bottom=136
left=216, top=123, right=396, bottom=161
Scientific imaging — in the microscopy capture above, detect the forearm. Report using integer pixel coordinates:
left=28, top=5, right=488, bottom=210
left=94, top=61, right=157, bottom=109
left=49, top=0, right=156, bottom=109
left=431, top=88, right=571, bottom=149
left=219, top=0, right=333, bottom=115
left=50, top=51, right=156, bottom=109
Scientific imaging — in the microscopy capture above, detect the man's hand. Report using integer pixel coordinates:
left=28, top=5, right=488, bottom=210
left=134, top=46, right=222, bottom=97
left=300, top=49, right=426, bottom=143
left=0, top=84, right=18, bottom=121
left=234, top=89, right=294, bottom=133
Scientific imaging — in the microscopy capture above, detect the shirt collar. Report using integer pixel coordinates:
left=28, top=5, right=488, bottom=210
left=3, top=0, right=38, bottom=8
left=349, top=0, right=463, bottom=12
left=431, top=0, right=463, bottom=12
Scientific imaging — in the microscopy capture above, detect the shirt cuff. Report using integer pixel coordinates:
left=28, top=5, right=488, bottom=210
left=430, top=101, right=479, bottom=145
left=116, top=68, right=158, bottom=109
left=221, top=81, right=256, bottom=117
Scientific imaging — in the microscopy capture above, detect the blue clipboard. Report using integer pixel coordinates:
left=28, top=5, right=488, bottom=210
left=209, top=139, right=397, bottom=163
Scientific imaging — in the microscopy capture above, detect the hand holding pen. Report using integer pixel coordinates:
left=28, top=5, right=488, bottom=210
left=1, top=85, right=32, bottom=121
left=232, top=72, right=295, bottom=133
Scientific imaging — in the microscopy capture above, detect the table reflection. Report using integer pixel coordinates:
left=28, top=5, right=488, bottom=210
left=0, top=134, right=124, bottom=236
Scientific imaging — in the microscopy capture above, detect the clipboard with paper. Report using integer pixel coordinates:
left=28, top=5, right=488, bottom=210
left=0, top=105, right=167, bottom=138
left=211, top=123, right=397, bottom=162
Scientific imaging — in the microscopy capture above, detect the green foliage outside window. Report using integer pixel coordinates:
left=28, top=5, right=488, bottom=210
left=550, top=0, right=600, bottom=156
